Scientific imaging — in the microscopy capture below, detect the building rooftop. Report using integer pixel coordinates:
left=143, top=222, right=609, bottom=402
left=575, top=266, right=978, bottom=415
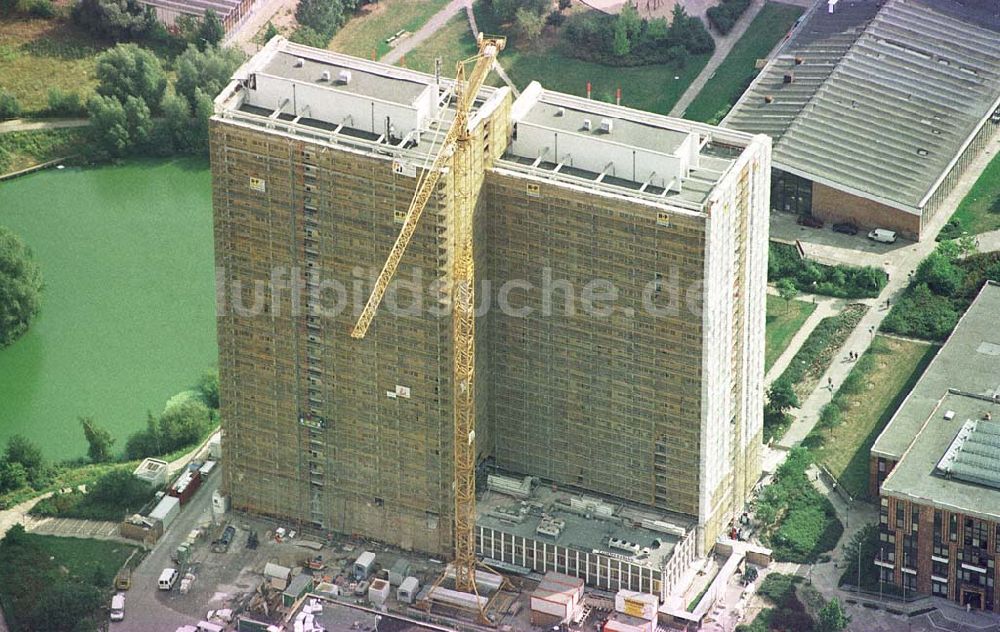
left=215, top=37, right=763, bottom=215
left=476, top=474, right=694, bottom=572
left=502, top=83, right=758, bottom=211
left=288, top=597, right=453, bottom=632
left=724, top=0, right=1000, bottom=213
left=875, top=282, right=1000, bottom=521
left=872, top=281, right=1000, bottom=459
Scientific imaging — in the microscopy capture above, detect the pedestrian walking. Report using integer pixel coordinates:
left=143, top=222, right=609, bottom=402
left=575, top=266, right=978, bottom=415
left=828, top=377, right=834, bottom=390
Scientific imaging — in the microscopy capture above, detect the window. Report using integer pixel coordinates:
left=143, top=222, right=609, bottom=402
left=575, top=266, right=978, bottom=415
left=896, top=505, right=906, bottom=530
left=964, top=517, right=989, bottom=549
left=912, top=506, right=920, bottom=533
left=950, top=514, right=958, bottom=542
left=934, top=510, right=943, bottom=541
left=903, top=573, right=917, bottom=594
left=933, top=560, right=949, bottom=578
left=903, top=535, right=917, bottom=569
left=932, top=581, right=948, bottom=596
left=881, top=498, right=889, bottom=526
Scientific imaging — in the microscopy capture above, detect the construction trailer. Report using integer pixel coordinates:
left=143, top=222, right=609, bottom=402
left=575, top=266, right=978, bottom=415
left=211, top=35, right=770, bottom=583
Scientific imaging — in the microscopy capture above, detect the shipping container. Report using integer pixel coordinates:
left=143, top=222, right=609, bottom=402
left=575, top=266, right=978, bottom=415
left=149, top=496, right=181, bottom=530
left=354, top=551, right=375, bottom=579
left=614, top=590, right=658, bottom=621
left=604, top=613, right=655, bottom=632
left=531, top=587, right=573, bottom=622
left=368, top=578, right=390, bottom=606
left=398, top=576, right=420, bottom=604
left=169, top=471, right=202, bottom=504
left=198, top=460, right=217, bottom=478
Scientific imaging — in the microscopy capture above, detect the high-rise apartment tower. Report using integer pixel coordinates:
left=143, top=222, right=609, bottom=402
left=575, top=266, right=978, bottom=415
left=210, top=38, right=770, bottom=568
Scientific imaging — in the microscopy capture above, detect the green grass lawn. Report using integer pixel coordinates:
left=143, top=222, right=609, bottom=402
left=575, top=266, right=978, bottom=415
left=405, top=2, right=711, bottom=115
left=765, top=295, right=816, bottom=372
left=684, top=2, right=803, bottom=123
left=805, top=336, right=936, bottom=500
left=946, top=149, right=1000, bottom=235
left=0, top=158, right=218, bottom=461
left=0, top=17, right=107, bottom=115
left=329, top=0, right=452, bottom=60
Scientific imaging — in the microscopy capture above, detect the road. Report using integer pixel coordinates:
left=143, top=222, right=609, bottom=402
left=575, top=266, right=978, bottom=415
left=116, top=475, right=220, bottom=632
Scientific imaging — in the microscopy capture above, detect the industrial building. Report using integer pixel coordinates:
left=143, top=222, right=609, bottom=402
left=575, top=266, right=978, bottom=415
left=871, top=281, right=1000, bottom=610
left=724, top=0, right=1000, bottom=240
left=139, top=0, right=256, bottom=35
left=210, top=36, right=770, bottom=599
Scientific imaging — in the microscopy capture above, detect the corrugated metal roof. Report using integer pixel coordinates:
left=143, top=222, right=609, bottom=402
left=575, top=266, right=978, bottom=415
left=725, top=0, right=1000, bottom=212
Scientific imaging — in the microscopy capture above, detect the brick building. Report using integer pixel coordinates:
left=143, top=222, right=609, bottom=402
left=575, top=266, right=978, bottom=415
left=871, top=281, right=1000, bottom=610
left=724, top=0, right=1000, bottom=241
left=209, top=35, right=771, bottom=585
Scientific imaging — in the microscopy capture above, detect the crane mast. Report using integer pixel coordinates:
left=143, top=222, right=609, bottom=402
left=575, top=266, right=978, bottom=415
left=350, top=36, right=505, bottom=596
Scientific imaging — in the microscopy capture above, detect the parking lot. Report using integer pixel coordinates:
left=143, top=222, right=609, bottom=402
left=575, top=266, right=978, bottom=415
left=769, top=212, right=912, bottom=270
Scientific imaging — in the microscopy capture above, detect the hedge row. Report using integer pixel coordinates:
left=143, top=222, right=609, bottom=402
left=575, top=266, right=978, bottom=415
left=768, top=242, right=886, bottom=299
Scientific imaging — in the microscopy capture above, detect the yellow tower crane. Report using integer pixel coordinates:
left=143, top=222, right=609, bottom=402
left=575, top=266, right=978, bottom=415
left=350, top=34, right=505, bottom=595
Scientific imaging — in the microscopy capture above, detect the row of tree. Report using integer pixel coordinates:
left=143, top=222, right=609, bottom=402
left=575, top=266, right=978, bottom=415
left=563, top=4, right=714, bottom=66
left=72, top=0, right=223, bottom=50
left=86, top=42, right=243, bottom=158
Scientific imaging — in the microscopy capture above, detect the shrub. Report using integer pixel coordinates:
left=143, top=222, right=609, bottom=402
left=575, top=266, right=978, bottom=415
left=706, top=0, right=751, bottom=35
left=47, top=88, right=85, bottom=117
left=937, top=217, right=964, bottom=241
left=558, top=0, right=570, bottom=8
left=72, top=0, right=158, bottom=41
left=125, top=400, right=212, bottom=459
left=0, top=88, right=21, bottom=120
left=768, top=243, right=886, bottom=298
left=881, top=283, right=959, bottom=341
left=546, top=10, right=565, bottom=26
left=290, top=26, right=331, bottom=48
left=27, top=0, right=54, bottom=17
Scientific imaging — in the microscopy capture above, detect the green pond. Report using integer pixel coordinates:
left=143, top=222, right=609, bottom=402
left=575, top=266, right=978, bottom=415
left=0, top=158, right=218, bottom=461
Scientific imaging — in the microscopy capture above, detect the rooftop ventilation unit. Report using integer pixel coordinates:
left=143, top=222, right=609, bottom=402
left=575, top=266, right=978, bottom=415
left=794, top=56, right=804, bottom=65
left=600, top=118, right=613, bottom=133
left=582, top=118, right=592, bottom=131
left=320, top=70, right=331, bottom=82
left=555, top=107, right=565, bottom=117
left=338, top=70, right=352, bottom=84
left=764, top=95, right=774, bottom=104
left=783, top=72, right=794, bottom=84
left=944, top=410, right=956, bottom=421
left=293, top=58, right=305, bottom=68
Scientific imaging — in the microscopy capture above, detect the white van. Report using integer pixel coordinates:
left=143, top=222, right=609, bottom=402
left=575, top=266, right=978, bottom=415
left=110, top=593, right=125, bottom=621
left=868, top=228, right=897, bottom=243
left=158, top=567, right=179, bottom=591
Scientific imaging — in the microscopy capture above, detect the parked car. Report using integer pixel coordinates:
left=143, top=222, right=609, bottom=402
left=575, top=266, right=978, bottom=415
left=110, top=593, right=125, bottom=621
left=158, top=568, right=178, bottom=591
left=868, top=228, right=897, bottom=243
left=832, top=222, right=858, bottom=235
left=796, top=215, right=824, bottom=228
left=212, top=525, right=236, bottom=553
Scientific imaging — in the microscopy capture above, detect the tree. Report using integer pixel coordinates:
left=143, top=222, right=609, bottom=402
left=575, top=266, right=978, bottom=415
left=295, top=0, right=344, bottom=38
left=767, top=379, right=799, bottom=413
left=817, top=598, right=849, bottom=632
left=47, top=88, right=84, bottom=116
left=197, top=9, right=225, bottom=49
left=86, top=94, right=130, bottom=157
left=89, top=469, right=153, bottom=510
left=915, top=250, right=963, bottom=295
left=79, top=417, right=115, bottom=463
left=0, top=460, right=29, bottom=494
left=94, top=43, right=167, bottom=112
left=290, top=25, right=331, bottom=48
left=742, top=565, right=758, bottom=585
left=174, top=44, right=245, bottom=111
left=125, top=411, right=161, bottom=460
left=776, top=278, right=798, bottom=312
left=515, top=7, right=544, bottom=41
left=159, top=400, right=212, bottom=449
left=4, top=435, right=45, bottom=486
left=71, top=0, right=157, bottom=41
left=0, top=88, right=21, bottom=119
left=197, top=369, right=220, bottom=409
left=0, top=226, right=43, bottom=348
left=123, top=94, right=153, bottom=148
left=612, top=18, right=630, bottom=56
left=263, top=20, right=279, bottom=41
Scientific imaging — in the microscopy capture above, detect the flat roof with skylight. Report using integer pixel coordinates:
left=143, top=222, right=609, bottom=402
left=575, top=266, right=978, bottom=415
left=875, top=281, right=1000, bottom=523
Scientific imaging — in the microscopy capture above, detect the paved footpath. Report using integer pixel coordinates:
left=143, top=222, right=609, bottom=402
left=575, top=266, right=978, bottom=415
left=763, top=292, right=843, bottom=387
left=0, top=117, right=89, bottom=134
left=382, top=0, right=467, bottom=65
